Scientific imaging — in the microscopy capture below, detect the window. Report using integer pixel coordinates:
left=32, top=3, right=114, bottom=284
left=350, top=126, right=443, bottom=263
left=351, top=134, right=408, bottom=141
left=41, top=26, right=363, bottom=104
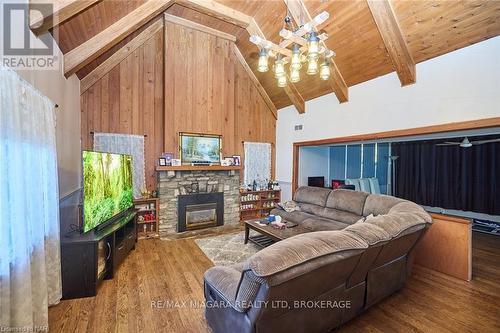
left=329, top=142, right=391, bottom=194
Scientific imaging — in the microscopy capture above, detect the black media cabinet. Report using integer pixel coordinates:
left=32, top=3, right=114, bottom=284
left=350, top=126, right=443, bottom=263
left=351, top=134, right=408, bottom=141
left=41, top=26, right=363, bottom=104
left=59, top=191, right=137, bottom=299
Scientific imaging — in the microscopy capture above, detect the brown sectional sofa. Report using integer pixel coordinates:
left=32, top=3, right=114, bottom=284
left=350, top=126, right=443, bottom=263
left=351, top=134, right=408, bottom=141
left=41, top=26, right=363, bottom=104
left=203, top=187, right=432, bottom=333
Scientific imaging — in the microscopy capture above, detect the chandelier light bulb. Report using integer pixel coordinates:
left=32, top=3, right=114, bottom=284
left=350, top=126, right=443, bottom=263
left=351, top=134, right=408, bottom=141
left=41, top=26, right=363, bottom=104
left=320, top=59, right=331, bottom=80
left=290, top=44, right=302, bottom=71
left=277, top=75, right=287, bottom=87
left=307, top=31, right=320, bottom=59
left=257, top=49, right=269, bottom=72
left=290, top=68, right=300, bottom=83
left=274, top=56, right=286, bottom=78
left=307, top=58, right=318, bottom=75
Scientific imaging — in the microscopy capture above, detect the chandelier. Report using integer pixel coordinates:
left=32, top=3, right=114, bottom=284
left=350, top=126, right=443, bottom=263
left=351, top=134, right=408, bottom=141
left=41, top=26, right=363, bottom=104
left=249, top=10, right=335, bottom=87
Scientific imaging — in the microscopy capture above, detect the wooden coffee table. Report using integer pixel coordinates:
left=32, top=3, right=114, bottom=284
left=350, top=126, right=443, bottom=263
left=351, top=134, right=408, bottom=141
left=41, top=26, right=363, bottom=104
left=244, top=218, right=312, bottom=247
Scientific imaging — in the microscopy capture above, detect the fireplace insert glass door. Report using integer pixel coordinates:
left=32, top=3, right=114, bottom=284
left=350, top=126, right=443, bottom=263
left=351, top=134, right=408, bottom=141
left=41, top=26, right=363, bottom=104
left=186, top=203, right=217, bottom=230
left=177, top=192, right=224, bottom=232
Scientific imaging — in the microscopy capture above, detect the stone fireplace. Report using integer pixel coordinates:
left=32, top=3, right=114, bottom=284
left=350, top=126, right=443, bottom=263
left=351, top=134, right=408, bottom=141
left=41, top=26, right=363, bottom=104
left=157, top=168, right=240, bottom=237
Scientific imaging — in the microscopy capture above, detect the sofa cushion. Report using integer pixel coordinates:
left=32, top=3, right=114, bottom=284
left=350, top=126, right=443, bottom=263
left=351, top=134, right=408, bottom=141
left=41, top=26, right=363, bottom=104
left=245, top=230, right=367, bottom=278
left=363, top=194, right=406, bottom=216
left=301, top=217, right=350, bottom=231
left=294, top=186, right=331, bottom=207
left=316, top=207, right=363, bottom=225
left=205, top=265, right=264, bottom=313
left=365, top=212, right=429, bottom=238
left=297, top=202, right=324, bottom=215
left=270, top=208, right=316, bottom=224
left=204, top=266, right=241, bottom=308
left=344, top=223, right=391, bottom=246
left=389, top=202, right=432, bottom=223
left=326, top=189, right=369, bottom=216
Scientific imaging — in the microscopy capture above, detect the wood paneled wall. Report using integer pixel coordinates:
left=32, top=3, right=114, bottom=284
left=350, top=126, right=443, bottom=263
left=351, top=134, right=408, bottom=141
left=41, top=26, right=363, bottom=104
left=234, top=53, right=276, bottom=175
left=164, top=20, right=276, bottom=167
left=81, top=18, right=276, bottom=190
left=81, top=28, right=164, bottom=190
left=164, top=22, right=236, bottom=154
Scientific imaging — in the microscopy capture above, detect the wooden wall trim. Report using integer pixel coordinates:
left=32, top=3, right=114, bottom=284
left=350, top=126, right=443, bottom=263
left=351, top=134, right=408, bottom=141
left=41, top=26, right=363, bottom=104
left=30, top=0, right=101, bottom=35
left=292, top=143, right=300, bottom=197
left=164, top=13, right=236, bottom=42
left=232, top=44, right=277, bottom=119
left=81, top=18, right=164, bottom=93
left=430, top=213, right=473, bottom=225
left=64, top=0, right=175, bottom=77
left=291, top=116, right=500, bottom=193
left=295, top=117, right=500, bottom=147
left=367, top=0, right=416, bottom=86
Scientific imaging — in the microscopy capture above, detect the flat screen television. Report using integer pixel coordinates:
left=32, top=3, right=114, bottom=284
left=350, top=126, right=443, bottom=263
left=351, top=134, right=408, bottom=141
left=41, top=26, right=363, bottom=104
left=179, top=132, right=222, bottom=164
left=82, top=151, right=133, bottom=233
left=308, top=176, right=325, bottom=188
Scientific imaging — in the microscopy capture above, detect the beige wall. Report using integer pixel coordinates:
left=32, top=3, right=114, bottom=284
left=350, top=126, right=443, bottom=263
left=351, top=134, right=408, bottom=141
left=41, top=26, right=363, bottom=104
left=8, top=6, right=81, bottom=198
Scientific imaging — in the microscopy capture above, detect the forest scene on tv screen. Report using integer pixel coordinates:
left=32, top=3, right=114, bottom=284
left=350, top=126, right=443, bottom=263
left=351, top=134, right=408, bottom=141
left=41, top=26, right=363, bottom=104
left=83, top=151, right=133, bottom=232
left=181, top=134, right=221, bottom=163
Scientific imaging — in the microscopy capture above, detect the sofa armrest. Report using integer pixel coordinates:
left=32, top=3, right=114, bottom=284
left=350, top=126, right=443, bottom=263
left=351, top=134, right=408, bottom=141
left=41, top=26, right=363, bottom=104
left=204, top=266, right=242, bottom=311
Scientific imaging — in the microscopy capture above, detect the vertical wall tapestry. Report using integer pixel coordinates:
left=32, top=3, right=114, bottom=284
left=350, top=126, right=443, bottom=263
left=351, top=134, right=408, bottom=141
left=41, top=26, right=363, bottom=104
left=244, top=142, right=272, bottom=186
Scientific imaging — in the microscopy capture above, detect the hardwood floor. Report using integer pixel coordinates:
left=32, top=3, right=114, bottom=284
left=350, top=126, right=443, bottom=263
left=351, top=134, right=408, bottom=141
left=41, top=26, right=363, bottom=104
left=48, top=232, right=500, bottom=332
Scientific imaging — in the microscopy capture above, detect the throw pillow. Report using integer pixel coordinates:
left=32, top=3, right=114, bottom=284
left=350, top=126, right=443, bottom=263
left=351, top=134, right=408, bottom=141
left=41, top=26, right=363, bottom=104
left=277, top=201, right=301, bottom=213
left=355, top=213, right=375, bottom=224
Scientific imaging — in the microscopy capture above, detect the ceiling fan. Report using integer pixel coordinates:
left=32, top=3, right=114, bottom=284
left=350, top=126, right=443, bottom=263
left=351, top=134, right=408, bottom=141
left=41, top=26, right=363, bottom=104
left=436, top=137, right=500, bottom=148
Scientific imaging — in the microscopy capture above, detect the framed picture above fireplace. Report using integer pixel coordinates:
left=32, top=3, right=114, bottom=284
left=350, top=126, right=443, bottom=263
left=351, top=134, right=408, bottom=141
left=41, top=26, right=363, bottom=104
left=179, top=132, right=222, bottom=165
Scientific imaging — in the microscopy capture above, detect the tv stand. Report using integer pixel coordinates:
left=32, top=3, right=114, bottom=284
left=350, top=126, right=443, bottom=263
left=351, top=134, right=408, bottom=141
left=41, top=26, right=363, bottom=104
left=59, top=194, right=137, bottom=299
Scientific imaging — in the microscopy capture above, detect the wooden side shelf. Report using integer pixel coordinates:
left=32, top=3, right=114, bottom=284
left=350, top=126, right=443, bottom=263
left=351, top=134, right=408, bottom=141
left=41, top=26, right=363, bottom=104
left=134, top=198, right=160, bottom=239
left=240, top=189, right=281, bottom=222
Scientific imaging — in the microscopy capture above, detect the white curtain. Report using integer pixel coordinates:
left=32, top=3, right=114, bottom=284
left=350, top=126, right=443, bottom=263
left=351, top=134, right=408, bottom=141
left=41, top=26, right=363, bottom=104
left=244, top=142, right=272, bottom=185
left=0, top=65, right=62, bottom=331
left=93, top=133, right=145, bottom=198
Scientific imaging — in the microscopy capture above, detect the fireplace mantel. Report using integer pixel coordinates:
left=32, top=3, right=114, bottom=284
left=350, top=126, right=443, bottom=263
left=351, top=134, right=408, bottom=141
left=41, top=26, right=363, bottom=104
left=156, top=165, right=241, bottom=172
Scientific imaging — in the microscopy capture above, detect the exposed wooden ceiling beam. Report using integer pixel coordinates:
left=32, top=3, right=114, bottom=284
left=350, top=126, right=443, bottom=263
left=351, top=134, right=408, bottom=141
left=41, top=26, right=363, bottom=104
left=283, top=0, right=348, bottom=103
left=232, top=44, right=277, bottom=119
left=64, top=0, right=175, bottom=77
left=176, top=0, right=252, bottom=28
left=283, top=75, right=305, bottom=114
left=80, top=18, right=164, bottom=94
left=367, top=0, right=416, bottom=86
left=29, top=0, right=101, bottom=35
left=164, top=13, right=236, bottom=42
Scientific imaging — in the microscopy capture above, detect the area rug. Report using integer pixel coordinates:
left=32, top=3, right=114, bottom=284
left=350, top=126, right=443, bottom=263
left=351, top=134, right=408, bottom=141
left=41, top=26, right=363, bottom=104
left=195, top=231, right=261, bottom=266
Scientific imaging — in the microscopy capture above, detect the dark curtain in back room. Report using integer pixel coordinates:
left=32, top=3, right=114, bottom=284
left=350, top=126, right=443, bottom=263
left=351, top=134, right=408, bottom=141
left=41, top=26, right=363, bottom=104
left=392, top=138, right=500, bottom=215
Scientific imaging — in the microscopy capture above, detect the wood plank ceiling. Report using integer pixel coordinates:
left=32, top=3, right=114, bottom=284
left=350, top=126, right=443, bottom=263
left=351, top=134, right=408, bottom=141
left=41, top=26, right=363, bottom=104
left=50, top=0, right=500, bottom=111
